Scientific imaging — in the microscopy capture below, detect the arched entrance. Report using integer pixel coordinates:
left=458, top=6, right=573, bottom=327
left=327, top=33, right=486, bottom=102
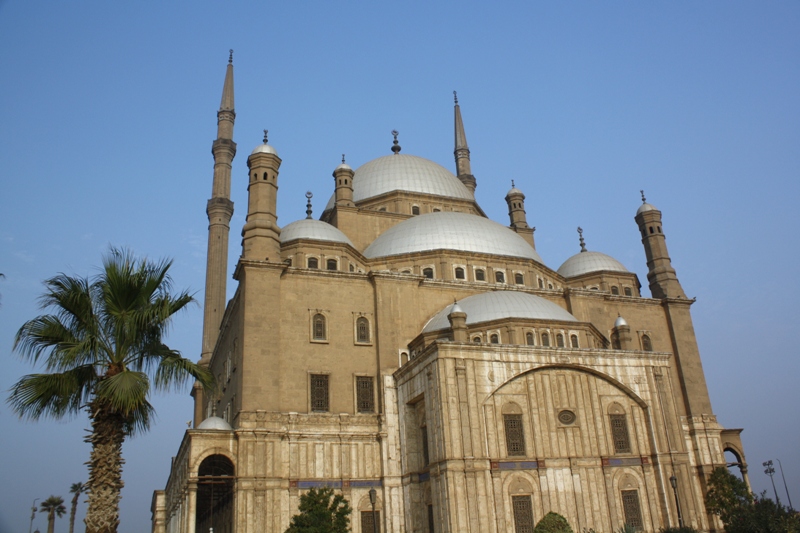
left=196, top=454, right=235, bottom=533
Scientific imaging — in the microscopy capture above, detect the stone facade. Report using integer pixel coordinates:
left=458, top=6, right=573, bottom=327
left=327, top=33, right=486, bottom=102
left=151, top=59, right=748, bottom=533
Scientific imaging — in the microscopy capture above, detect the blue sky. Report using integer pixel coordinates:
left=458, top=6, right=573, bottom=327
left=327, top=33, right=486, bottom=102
left=1, top=2, right=798, bottom=532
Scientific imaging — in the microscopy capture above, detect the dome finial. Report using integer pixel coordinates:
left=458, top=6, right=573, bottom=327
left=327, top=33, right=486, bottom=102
left=305, top=191, right=313, bottom=219
left=391, top=129, right=401, bottom=154
left=342, top=154, right=346, bottom=164
left=228, top=49, right=234, bottom=64
left=578, top=226, right=587, bottom=252
left=263, top=129, right=269, bottom=144
left=511, top=179, right=515, bottom=188
left=453, top=91, right=458, bottom=105
left=640, top=189, right=646, bottom=203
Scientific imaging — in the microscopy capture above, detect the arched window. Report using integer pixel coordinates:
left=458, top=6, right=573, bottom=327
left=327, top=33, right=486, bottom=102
left=624, top=287, right=633, bottom=297
left=412, top=205, right=420, bottom=215
left=307, top=257, right=319, bottom=269
left=312, top=314, right=326, bottom=341
left=356, top=317, right=370, bottom=343
left=472, top=336, right=482, bottom=344
left=326, top=259, right=337, bottom=271
left=570, top=334, right=579, bottom=348
left=502, top=405, right=526, bottom=457
left=556, top=334, right=565, bottom=347
left=538, top=279, right=544, bottom=289
left=196, top=455, right=235, bottom=533
left=621, top=490, right=644, bottom=531
left=526, top=332, right=534, bottom=345
left=349, top=264, right=355, bottom=272
left=490, top=334, right=499, bottom=344
left=515, top=273, right=524, bottom=285
left=432, top=208, right=441, bottom=212
left=455, top=267, right=465, bottom=279
left=263, top=172, right=268, bottom=180
left=548, top=283, right=553, bottom=289
left=422, top=268, right=434, bottom=279
left=541, top=333, right=550, bottom=347
left=610, top=411, right=631, bottom=454
left=642, top=334, right=652, bottom=352
left=475, top=269, right=486, bottom=281
left=611, top=286, right=619, bottom=295
left=495, top=271, right=505, bottom=283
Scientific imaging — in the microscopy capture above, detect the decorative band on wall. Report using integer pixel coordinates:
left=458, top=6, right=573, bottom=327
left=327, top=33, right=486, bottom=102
left=490, top=460, right=542, bottom=470
left=290, top=479, right=383, bottom=489
left=601, top=457, right=649, bottom=467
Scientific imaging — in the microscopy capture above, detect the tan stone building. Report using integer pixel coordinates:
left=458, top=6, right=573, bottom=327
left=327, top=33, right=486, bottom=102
left=151, top=58, right=749, bottom=533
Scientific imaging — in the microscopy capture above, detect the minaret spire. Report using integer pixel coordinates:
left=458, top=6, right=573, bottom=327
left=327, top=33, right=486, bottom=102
left=453, top=91, right=476, bottom=195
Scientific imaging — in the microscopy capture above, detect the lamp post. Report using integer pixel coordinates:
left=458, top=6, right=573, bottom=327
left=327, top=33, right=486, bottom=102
left=763, top=460, right=781, bottom=505
left=29, top=498, right=39, bottom=533
left=368, top=488, right=378, bottom=533
left=775, top=459, right=794, bottom=511
left=670, top=475, right=684, bottom=528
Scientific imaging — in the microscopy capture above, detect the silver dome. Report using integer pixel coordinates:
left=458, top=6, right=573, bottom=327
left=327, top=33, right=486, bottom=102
left=281, top=219, right=353, bottom=245
left=197, top=416, right=233, bottom=430
left=636, top=202, right=657, bottom=215
left=363, top=212, right=544, bottom=263
left=557, top=251, right=629, bottom=278
left=325, top=154, right=473, bottom=210
left=614, top=315, right=629, bottom=328
left=423, top=291, right=577, bottom=333
left=251, top=143, right=278, bottom=156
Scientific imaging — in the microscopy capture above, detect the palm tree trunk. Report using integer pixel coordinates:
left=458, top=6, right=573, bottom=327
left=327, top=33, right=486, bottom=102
left=47, top=510, right=55, bottom=533
left=69, top=493, right=79, bottom=533
left=84, top=400, right=125, bottom=533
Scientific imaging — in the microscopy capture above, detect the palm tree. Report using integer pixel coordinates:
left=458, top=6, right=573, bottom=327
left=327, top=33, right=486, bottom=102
left=9, top=248, right=214, bottom=533
left=68, top=482, right=85, bottom=533
left=39, top=496, right=66, bottom=533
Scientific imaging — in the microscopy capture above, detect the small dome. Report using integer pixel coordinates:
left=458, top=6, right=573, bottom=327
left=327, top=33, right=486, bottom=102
left=450, top=302, right=464, bottom=314
left=557, top=251, right=628, bottom=278
left=636, top=202, right=657, bottom=215
left=363, top=212, right=544, bottom=264
left=614, top=315, right=628, bottom=328
left=506, top=187, right=524, bottom=197
left=251, top=143, right=278, bottom=156
left=281, top=219, right=354, bottom=246
left=335, top=162, right=352, bottom=171
left=423, top=291, right=577, bottom=333
left=324, top=154, right=473, bottom=211
left=197, top=416, right=232, bottom=430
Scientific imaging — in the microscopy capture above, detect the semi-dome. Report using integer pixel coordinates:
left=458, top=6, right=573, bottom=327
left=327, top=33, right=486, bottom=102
left=251, top=143, right=278, bottom=156
left=324, top=154, right=473, bottom=210
left=636, top=202, right=657, bottom=215
left=281, top=219, right=353, bottom=246
left=422, top=291, right=577, bottom=333
left=363, top=212, right=544, bottom=263
left=197, top=416, right=233, bottom=430
left=557, top=251, right=629, bottom=278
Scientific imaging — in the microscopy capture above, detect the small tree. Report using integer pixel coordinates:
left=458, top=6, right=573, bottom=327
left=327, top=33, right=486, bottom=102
left=534, top=512, right=574, bottom=533
left=40, top=496, right=66, bottom=533
left=285, top=487, right=352, bottom=533
left=68, top=482, right=85, bottom=533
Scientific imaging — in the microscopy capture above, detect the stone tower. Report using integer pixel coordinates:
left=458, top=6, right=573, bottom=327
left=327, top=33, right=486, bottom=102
left=193, top=53, right=236, bottom=424
left=453, top=91, right=476, bottom=194
left=242, top=131, right=282, bottom=261
left=635, top=191, right=686, bottom=299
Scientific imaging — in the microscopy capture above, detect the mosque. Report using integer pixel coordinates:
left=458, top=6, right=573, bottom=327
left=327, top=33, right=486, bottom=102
left=150, top=56, right=748, bottom=533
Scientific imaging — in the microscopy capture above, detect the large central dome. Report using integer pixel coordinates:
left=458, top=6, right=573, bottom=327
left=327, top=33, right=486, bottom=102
left=363, top=212, right=544, bottom=263
left=325, top=154, right=473, bottom=210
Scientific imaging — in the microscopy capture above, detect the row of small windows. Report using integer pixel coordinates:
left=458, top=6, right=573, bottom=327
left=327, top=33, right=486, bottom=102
left=611, top=286, right=634, bottom=296
left=471, top=331, right=579, bottom=348
left=313, top=314, right=371, bottom=343
left=309, top=374, right=375, bottom=413
left=422, top=266, right=554, bottom=288
left=502, top=411, right=631, bottom=457
left=306, top=257, right=340, bottom=270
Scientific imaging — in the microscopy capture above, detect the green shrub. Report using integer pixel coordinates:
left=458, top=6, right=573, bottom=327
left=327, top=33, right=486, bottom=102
left=534, top=512, right=574, bottom=533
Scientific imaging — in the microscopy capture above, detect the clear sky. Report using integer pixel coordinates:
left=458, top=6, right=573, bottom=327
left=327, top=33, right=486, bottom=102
left=1, top=2, right=798, bottom=532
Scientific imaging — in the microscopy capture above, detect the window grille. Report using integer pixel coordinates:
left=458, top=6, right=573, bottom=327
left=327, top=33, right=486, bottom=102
left=412, top=205, right=420, bottom=215
left=307, top=257, right=319, bottom=269
left=455, top=267, right=465, bottom=279
left=490, top=334, right=499, bottom=344
left=621, top=490, right=643, bottom=530
left=356, top=376, right=374, bottom=413
left=611, top=286, right=620, bottom=295
left=504, top=414, right=526, bottom=456
left=326, top=259, right=338, bottom=271
left=427, top=505, right=435, bottom=533
left=357, top=317, right=370, bottom=343
left=624, top=287, right=633, bottom=296
left=361, top=510, right=381, bottom=532
left=423, top=268, right=434, bottom=279
left=475, top=269, right=485, bottom=281
left=556, top=334, right=564, bottom=347
left=313, top=314, right=326, bottom=341
left=541, top=333, right=550, bottom=347
left=526, top=332, right=534, bottom=345
left=610, top=413, right=631, bottom=453
left=515, top=273, right=524, bottom=285
left=570, top=334, right=579, bottom=348
left=421, top=425, right=430, bottom=466
left=310, top=374, right=329, bottom=412
left=495, top=271, right=505, bottom=283
left=473, top=336, right=481, bottom=343
left=642, top=335, right=652, bottom=352
left=512, top=495, right=534, bottom=533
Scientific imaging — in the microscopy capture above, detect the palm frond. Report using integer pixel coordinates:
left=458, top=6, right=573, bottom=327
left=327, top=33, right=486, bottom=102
left=7, top=365, right=96, bottom=420
left=152, top=354, right=215, bottom=393
left=94, top=370, right=150, bottom=417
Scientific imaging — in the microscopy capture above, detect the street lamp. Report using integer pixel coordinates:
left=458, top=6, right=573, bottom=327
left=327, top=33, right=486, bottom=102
left=29, top=498, right=39, bottom=533
left=368, top=488, right=378, bottom=533
left=775, top=459, right=794, bottom=511
left=763, top=460, right=781, bottom=505
left=670, top=475, right=684, bottom=528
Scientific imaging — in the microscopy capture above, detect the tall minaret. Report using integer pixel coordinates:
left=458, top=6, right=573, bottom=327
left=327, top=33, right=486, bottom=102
left=194, top=52, right=237, bottom=423
left=453, top=91, right=476, bottom=195
left=634, top=191, right=686, bottom=299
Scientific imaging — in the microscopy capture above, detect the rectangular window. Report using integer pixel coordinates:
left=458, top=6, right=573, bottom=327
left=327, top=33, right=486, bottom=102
left=512, top=495, right=535, bottom=533
left=356, top=376, right=375, bottom=413
left=310, top=374, right=329, bottom=412
left=504, top=414, right=526, bottom=456
left=621, top=490, right=643, bottom=530
left=361, top=510, right=380, bottom=532
left=610, top=414, right=631, bottom=453
left=421, top=425, right=430, bottom=466
left=427, top=504, right=435, bottom=533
